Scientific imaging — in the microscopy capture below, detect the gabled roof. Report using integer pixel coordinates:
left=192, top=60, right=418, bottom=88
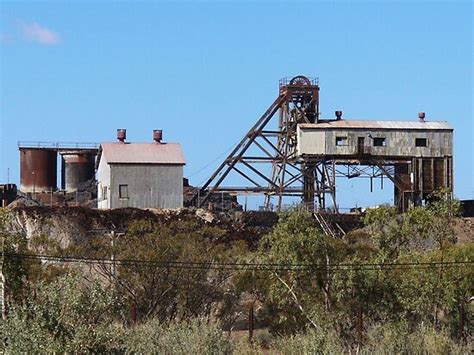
left=299, top=120, right=452, bottom=130
left=99, top=142, right=185, bottom=165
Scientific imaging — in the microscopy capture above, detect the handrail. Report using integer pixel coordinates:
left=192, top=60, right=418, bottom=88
left=279, top=77, right=319, bottom=88
left=18, top=141, right=99, bottom=150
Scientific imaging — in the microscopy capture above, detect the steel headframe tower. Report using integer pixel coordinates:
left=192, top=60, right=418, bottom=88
left=194, top=75, right=337, bottom=211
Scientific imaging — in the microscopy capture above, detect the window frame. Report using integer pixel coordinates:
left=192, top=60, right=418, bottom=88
left=119, top=184, right=129, bottom=200
left=335, top=136, right=348, bottom=146
left=373, top=137, right=386, bottom=147
left=415, top=138, right=428, bottom=147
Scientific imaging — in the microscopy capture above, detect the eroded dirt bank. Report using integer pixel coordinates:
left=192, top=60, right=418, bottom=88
left=5, top=206, right=279, bottom=249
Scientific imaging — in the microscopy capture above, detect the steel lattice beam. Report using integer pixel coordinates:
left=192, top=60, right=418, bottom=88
left=192, top=76, right=332, bottom=211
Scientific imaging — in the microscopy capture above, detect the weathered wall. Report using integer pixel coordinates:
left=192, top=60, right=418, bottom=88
left=297, top=130, right=325, bottom=156
left=297, top=127, right=453, bottom=158
left=109, top=164, right=183, bottom=209
left=97, top=156, right=111, bottom=209
left=61, top=152, right=96, bottom=192
left=20, top=149, right=58, bottom=192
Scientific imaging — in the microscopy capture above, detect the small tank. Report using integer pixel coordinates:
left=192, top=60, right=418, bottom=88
left=20, top=148, right=57, bottom=192
left=61, top=152, right=96, bottom=192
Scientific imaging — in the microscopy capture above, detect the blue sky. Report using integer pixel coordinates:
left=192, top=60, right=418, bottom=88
left=1, top=1, right=472, bottom=208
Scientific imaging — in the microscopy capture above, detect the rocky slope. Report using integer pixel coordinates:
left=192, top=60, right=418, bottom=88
left=5, top=206, right=279, bottom=250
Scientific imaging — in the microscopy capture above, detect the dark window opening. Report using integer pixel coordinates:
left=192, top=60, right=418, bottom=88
left=119, top=184, right=129, bottom=199
left=335, top=136, right=348, bottom=146
left=416, top=138, right=427, bottom=147
left=357, top=137, right=365, bottom=154
left=373, top=137, right=386, bottom=147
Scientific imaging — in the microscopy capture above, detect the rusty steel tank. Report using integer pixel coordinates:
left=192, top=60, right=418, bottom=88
left=20, top=148, right=57, bottom=192
left=60, top=151, right=96, bottom=192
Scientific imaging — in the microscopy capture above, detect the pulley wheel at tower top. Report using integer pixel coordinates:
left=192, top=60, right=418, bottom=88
left=289, top=75, right=311, bottom=86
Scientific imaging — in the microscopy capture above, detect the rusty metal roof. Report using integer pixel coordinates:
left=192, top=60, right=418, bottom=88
left=100, top=142, right=185, bottom=165
left=299, top=120, right=452, bottom=130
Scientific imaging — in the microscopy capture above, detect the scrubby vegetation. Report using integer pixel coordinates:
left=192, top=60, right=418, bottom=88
left=1, top=192, right=472, bottom=353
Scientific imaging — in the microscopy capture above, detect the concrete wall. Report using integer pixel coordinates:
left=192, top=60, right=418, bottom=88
left=97, top=156, right=111, bottom=209
left=297, top=126, right=453, bottom=158
left=97, top=161, right=183, bottom=209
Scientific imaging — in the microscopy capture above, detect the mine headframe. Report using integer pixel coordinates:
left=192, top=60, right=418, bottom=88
left=192, top=75, right=337, bottom=211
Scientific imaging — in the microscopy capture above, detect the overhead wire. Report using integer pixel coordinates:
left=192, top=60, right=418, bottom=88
left=186, top=136, right=243, bottom=181
left=4, top=252, right=473, bottom=272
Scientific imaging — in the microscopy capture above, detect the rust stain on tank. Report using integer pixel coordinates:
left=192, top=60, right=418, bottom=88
left=20, top=148, right=57, bottom=192
left=61, top=152, right=96, bottom=191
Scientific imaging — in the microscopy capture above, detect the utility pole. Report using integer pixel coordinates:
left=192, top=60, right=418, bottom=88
left=110, top=231, right=116, bottom=279
left=32, top=171, right=36, bottom=201
left=248, top=301, right=254, bottom=343
left=460, top=298, right=465, bottom=342
left=1, top=227, right=6, bottom=320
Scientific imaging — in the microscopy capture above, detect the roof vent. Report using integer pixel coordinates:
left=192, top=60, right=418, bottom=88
left=153, top=129, right=163, bottom=143
left=117, top=129, right=126, bottom=142
left=335, top=111, right=343, bottom=120
left=418, top=112, right=425, bottom=122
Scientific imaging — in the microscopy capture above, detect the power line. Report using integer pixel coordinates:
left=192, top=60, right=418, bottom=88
left=5, top=252, right=473, bottom=272
left=187, top=137, right=242, bottom=180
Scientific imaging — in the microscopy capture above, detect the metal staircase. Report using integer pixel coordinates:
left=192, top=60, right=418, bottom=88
left=313, top=211, right=339, bottom=238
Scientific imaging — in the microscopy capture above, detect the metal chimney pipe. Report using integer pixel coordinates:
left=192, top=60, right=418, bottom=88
left=153, top=129, right=163, bottom=143
left=418, top=112, right=426, bottom=122
left=117, top=129, right=126, bottom=142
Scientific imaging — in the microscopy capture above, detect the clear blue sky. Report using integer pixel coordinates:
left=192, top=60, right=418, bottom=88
left=1, top=1, right=472, bottom=208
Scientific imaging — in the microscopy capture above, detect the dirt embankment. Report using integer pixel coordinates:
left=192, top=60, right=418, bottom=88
left=454, top=217, right=474, bottom=244
left=5, top=207, right=279, bottom=250
left=5, top=206, right=470, bottom=252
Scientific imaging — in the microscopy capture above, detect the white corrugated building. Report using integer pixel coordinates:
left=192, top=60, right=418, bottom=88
left=297, top=120, right=453, bottom=158
left=97, top=130, right=185, bottom=209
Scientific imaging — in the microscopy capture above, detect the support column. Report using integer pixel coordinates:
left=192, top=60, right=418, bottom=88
left=303, top=163, right=316, bottom=211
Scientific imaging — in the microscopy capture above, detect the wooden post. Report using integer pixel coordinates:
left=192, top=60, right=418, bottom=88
left=111, top=231, right=116, bottom=279
left=0, top=232, right=5, bottom=320
left=460, top=298, right=465, bottom=342
left=358, top=305, right=363, bottom=347
left=131, top=303, right=137, bottom=324
left=248, top=301, right=254, bottom=343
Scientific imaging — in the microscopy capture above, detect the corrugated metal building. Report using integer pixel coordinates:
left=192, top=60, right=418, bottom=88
left=297, top=120, right=452, bottom=158
left=97, top=131, right=185, bottom=209
left=296, top=117, right=454, bottom=210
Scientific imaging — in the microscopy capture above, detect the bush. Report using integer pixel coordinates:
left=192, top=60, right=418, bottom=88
left=270, top=325, right=344, bottom=354
left=363, top=321, right=470, bottom=354
left=124, top=318, right=233, bottom=354
left=0, top=273, right=123, bottom=353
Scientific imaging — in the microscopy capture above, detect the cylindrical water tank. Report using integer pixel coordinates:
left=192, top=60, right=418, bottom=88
left=61, top=152, right=96, bottom=192
left=20, top=148, right=57, bottom=192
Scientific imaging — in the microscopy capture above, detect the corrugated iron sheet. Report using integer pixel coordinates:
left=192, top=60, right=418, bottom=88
left=100, top=143, right=186, bottom=165
left=299, top=120, right=452, bottom=130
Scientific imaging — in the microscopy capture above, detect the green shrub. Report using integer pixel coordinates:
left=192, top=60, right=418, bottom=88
left=363, top=321, right=470, bottom=355
left=270, top=325, right=344, bottom=354
left=123, top=318, right=233, bottom=354
left=0, top=273, right=123, bottom=353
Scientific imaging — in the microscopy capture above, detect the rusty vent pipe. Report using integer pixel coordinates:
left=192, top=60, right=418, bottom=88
left=117, top=129, right=126, bottom=142
left=153, top=129, right=163, bottom=143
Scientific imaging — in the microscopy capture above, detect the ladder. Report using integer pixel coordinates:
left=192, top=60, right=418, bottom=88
left=313, top=212, right=338, bottom=238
